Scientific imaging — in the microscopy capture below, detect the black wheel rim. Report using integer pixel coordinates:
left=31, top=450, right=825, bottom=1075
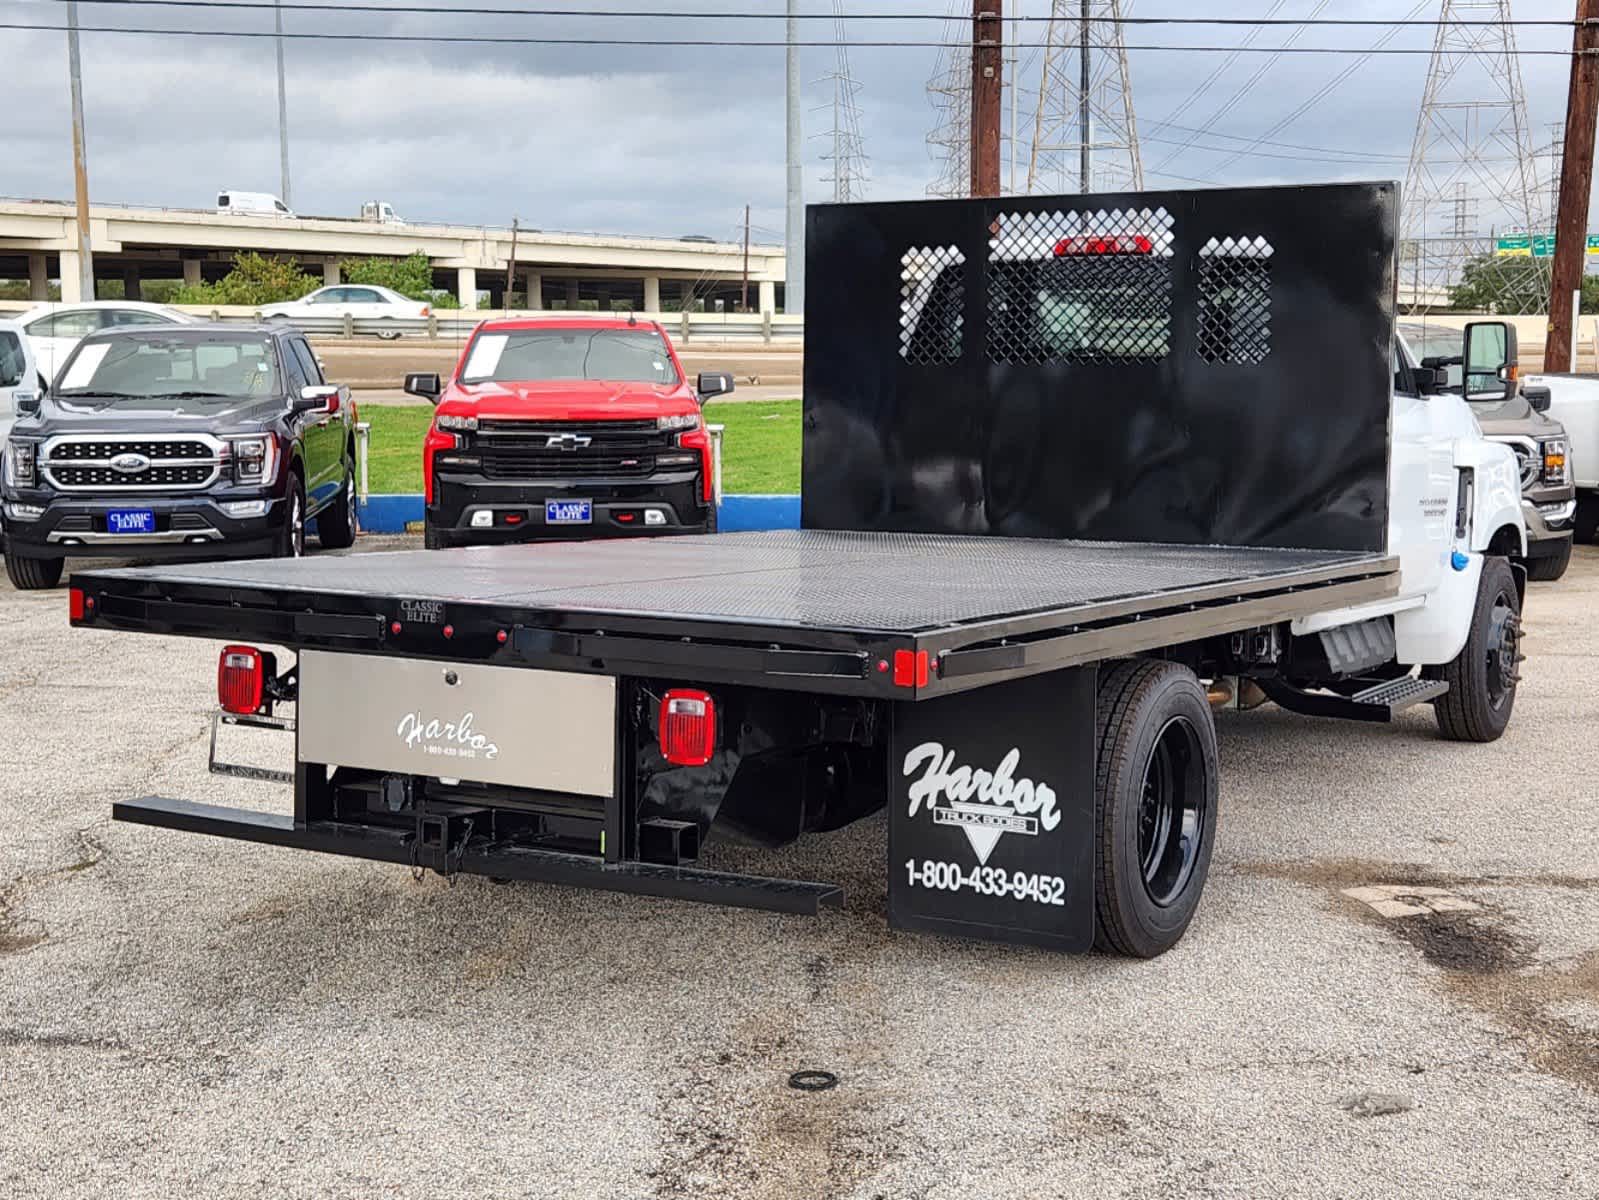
left=1484, top=588, right=1520, bottom=710
left=1137, top=716, right=1207, bottom=908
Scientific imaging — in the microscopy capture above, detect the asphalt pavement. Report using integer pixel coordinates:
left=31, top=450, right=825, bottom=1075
left=2, top=540, right=1596, bottom=1198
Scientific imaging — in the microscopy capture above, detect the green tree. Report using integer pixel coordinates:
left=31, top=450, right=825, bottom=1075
left=1448, top=252, right=1599, bottom=314
left=172, top=252, right=317, bottom=306
left=339, top=251, right=459, bottom=308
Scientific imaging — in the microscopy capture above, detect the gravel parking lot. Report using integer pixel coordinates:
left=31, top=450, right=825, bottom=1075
left=2, top=542, right=1597, bottom=1199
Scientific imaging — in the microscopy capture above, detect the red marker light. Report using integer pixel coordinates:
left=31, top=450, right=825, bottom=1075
left=876, top=658, right=890, bottom=673
left=69, top=587, right=86, bottom=622
left=496, top=629, right=508, bottom=644
left=391, top=620, right=403, bottom=635
left=442, top=624, right=455, bottom=639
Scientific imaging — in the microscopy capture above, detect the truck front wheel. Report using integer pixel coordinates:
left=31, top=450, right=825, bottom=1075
left=1431, top=556, right=1520, bottom=742
left=4, top=550, right=64, bottom=590
left=1524, top=537, right=1571, bottom=582
left=1092, top=659, right=1219, bottom=958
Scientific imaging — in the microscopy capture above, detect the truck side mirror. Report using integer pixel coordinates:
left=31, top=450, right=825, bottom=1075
left=1410, top=366, right=1443, bottom=396
left=1462, top=320, right=1518, bottom=401
left=404, top=372, right=442, bottom=402
left=294, top=384, right=340, bottom=415
left=1523, top=383, right=1552, bottom=413
left=696, top=370, right=734, bottom=400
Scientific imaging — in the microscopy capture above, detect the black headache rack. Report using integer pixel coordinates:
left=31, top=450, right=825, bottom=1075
left=76, top=182, right=1403, bottom=949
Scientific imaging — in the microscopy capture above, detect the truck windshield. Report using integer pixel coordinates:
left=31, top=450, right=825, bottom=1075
left=53, top=334, right=279, bottom=407
left=459, top=328, right=679, bottom=386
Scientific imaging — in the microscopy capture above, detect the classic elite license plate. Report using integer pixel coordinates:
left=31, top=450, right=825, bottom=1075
left=106, top=509, right=156, bottom=534
left=546, top=499, right=593, bottom=525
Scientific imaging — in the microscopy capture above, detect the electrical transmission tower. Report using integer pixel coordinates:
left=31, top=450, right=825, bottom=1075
left=1027, top=0, right=1143, bottom=194
left=1401, top=0, right=1542, bottom=312
left=925, top=1, right=971, bottom=197
left=815, top=1, right=870, bottom=203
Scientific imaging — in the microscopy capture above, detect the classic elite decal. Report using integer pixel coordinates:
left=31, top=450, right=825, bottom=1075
left=902, top=741, right=1060, bottom=865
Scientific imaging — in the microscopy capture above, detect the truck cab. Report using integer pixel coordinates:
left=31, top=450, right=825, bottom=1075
left=1399, top=321, right=1575, bottom=580
left=406, top=316, right=733, bottom=547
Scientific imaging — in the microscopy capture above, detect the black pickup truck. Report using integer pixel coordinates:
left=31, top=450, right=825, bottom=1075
left=1, top=323, right=358, bottom=589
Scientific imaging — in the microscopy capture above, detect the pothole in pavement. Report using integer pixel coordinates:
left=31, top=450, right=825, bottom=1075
left=1243, top=857, right=1599, bottom=1094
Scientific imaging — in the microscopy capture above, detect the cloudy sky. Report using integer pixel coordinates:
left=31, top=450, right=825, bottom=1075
left=1, top=0, right=1585, bottom=244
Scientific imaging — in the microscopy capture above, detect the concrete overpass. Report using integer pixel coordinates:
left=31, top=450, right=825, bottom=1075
left=0, top=198, right=789, bottom=313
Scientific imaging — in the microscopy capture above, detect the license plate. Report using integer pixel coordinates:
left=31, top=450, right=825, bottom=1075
left=546, top=499, right=592, bottom=525
left=106, top=509, right=156, bottom=534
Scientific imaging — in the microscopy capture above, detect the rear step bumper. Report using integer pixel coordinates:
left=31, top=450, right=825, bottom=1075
left=113, top=796, right=844, bottom=916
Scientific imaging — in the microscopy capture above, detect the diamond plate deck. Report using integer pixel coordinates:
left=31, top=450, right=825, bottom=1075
left=79, top=530, right=1395, bottom=637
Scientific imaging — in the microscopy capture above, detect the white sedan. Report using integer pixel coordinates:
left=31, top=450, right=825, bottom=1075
left=261, top=285, right=430, bottom=339
left=18, top=300, right=199, bottom=384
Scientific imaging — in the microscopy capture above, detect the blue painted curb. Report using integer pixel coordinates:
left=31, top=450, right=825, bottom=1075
left=355, top=493, right=802, bottom=535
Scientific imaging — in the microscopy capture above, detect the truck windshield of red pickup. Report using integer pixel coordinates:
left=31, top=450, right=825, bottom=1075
left=459, top=328, right=679, bottom=387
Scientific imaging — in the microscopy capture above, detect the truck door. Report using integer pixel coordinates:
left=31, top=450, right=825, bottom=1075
left=1389, top=338, right=1457, bottom=600
left=288, top=337, right=342, bottom=507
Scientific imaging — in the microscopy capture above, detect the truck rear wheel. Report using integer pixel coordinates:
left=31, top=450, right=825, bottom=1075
left=4, top=550, right=64, bottom=590
left=318, top=466, right=358, bottom=550
left=423, top=520, right=447, bottom=550
left=1432, top=556, right=1520, bottom=743
left=1092, top=659, right=1218, bottom=958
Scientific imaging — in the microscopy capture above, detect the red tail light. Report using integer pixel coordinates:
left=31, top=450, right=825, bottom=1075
left=69, top=587, right=86, bottom=622
left=659, top=688, right=717, bottom=766
left=1053, top=234, right=1153, bottom=256
left=421, top=305, right=432, bottom=318
left=422, top=425, right=457, bottom=506
left=217, top=644, right=274, bottom=715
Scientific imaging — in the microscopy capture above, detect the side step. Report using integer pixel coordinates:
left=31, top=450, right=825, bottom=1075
left=1257, top=675, right=1448, bottom=723
left=113, top=797, right=843, bottom=916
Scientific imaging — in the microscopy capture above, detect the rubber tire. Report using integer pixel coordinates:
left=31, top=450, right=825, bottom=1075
left=423, top=520, right=447, bottom=550
left=318, top=465, right=358, bottom=550
left=1525, top=538, right=1572, bottom=582
left=4, top=550, right=64, bottom=590
left=703, top=503, right=719, bottom=535
left=1092, top=659, right=1219, bottom=959
left=378, top=320, right=401, bottom=341
left=1433, top=555, right=1520, bottom=743
left=275, top=474, right=307, bottom=559
left=1575, top=495, right=1598, bottom=545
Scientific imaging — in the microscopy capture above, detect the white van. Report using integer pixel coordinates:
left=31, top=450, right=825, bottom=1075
left=216, top=191, right=295, bottom=218
left=360, top=200, right=404, bottom=224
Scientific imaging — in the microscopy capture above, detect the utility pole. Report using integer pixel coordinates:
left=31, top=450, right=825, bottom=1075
left=970, top=0, right=1003, bottom=197
left=505, top=217, right=519, bottom=312
left=67, top=0, right=94, bottom=302
left=741, top=204, right=751, bottom=312
left=275, top=0, right=291, bottom=207
left=1547, top=0, right=1599, bottom=373
left=784, top=0, right=805, bottom=314
left=1079, top=0, right=1091, bottom=190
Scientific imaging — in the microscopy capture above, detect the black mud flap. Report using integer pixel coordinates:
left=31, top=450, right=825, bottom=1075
left=888, top=667, right=1096, bottom=951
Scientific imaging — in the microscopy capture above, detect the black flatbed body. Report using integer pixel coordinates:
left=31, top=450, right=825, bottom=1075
left=74, top=530, right=1398, bottom=698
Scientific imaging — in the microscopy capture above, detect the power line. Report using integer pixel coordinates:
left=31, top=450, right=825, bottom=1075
left=0, top=22, right=1585, bottom=51
left=17, top=1, right=1584, bottom=24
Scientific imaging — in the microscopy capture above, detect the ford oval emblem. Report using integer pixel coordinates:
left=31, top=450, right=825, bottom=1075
left=109, top=452, right=151, bottom=474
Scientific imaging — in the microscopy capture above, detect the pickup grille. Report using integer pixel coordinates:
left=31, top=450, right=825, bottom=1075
left=41, top=434, right=223, bottom=492
left=473, top=420, right=677, bottom=481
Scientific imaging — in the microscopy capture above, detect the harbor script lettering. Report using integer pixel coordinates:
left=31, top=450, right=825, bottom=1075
left=396, top=710, right=500, bottom=761
left=902, top=742, right=1058, bottom=866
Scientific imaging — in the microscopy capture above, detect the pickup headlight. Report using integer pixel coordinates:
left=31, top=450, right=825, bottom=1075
left=3, top=440, right=38, bottom=489
left=1541, top=438, right=1569, bottom=486
left=224, top=434, right=279, bottom=486
left=657, top=413, right=701, bottom=432
left=436, top=414, right=478, bottom=433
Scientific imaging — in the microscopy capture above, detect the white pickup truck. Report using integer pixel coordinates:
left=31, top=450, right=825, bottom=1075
left=1522, top=371, right=1599, bottom=544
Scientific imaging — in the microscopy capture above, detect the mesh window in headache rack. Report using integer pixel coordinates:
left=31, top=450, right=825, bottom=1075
left=899, top=245, right=967, bottom=365
left=1196, top=236, right=1274, bottom=365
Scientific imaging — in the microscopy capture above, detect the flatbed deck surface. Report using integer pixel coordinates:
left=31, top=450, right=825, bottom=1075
left=78, top=530, right=1395, bottom=637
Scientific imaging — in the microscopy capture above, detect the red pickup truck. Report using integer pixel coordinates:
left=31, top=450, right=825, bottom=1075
left=404, top=315, right=733, bottom=547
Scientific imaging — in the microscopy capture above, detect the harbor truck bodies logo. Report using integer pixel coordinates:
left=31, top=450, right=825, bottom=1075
left=902, top=742, right=1059, bottom=865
